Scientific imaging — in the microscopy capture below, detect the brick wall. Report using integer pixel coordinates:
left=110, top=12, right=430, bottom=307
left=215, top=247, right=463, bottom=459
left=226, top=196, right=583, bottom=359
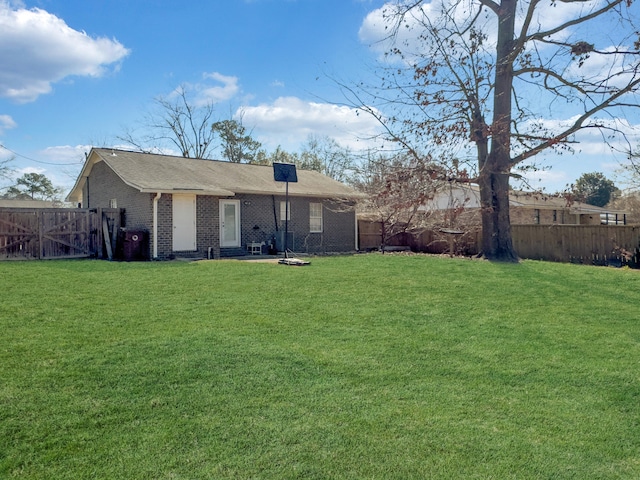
left=236, top=194, right=356, bottom=254
left=197, top=196, right=220, bottom=259
left=236, top=194, right=279, bottom=248
left=84, top=162, right=153, bottom=228
left=84, top=161, right=155, bottom=255
left=156, top=194, right=172, bottom=260
left=510, top=207, right=600, bottom=225
left=124, top=191, right=354, bottom=259
left=579, top=213, right=603, bottom=225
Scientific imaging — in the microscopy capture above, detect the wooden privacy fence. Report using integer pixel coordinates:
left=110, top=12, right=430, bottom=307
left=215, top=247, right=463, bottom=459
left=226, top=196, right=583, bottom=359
left=0, top=208, right=122, bottom=260
left=359, top=220, right=640, bottom=265
left=511, top=224, right=640, bottom=264
left=359, top=219, right=393, bottom=251
left=358, top=220, right=481, bottom=255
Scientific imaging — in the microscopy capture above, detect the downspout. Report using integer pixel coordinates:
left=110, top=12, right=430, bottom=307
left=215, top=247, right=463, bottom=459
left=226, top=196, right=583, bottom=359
left=153, top=192, right=161, bottom=259
left=272, top=195, right=279, bottom=232
left=354, top=207, right=359, bottom=251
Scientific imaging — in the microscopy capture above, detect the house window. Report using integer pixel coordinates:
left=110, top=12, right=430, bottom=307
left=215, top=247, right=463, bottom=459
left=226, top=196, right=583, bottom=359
left=553, top=210, right=557, bottom=222
left=310, top=202, right=323, bottom=233
left=534, top=209, right=540, bottom=224
left=109, top=198, right=117, bottom=208
left=280, top=201, right=291, bottom=224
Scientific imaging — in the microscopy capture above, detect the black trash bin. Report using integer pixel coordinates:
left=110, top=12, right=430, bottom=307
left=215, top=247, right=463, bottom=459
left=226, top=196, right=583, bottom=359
left=119, top=229, right=149, bottom=261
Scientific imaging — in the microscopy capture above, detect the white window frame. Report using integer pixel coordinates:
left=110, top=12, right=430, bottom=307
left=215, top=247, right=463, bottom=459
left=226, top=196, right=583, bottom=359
left=280, top=201, right=291, bottom=224
left=309, top=202, right=323, bottom=233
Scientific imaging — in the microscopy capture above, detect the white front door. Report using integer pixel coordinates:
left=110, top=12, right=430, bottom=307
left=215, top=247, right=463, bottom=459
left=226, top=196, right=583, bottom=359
left=173, top=194, right=197, bottom=251
left=220, top=200, right=240, bottom=247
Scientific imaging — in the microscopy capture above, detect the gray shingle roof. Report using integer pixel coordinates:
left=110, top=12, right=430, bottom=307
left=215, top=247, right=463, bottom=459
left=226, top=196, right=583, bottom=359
left=68, top=148, right=360, bottom=202
left=0, top=199, right=59, bottom=208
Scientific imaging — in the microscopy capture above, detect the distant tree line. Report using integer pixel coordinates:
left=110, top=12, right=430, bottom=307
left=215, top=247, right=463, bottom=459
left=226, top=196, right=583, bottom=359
left=1, top=172, right=62, bottom=201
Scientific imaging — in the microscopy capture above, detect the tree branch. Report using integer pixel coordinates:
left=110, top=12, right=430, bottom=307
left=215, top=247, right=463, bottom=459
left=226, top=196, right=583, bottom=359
left=512, top=74, right=640, bottom=165
left=527, top=0, right=626, bottom=42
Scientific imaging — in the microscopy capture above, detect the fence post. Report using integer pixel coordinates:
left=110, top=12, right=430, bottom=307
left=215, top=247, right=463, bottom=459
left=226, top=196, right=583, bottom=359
left=96, top=208, right=104, bottom=259
left=85, top=209, right=91, bottom=256
left=111, top=211, right=119, bottom=256
left=37, top=210, right=44, bottom=259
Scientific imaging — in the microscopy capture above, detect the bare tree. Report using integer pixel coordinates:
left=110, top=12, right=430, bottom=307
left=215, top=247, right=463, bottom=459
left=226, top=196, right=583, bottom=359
left=349, top=0, right=640, bottom=261
left=268, top=146, right=299, bottom=165
left=119, top=85, right=216, bottom=159
left=0, top=155, right=13, bottom=182
left=351, top=152, right=444, bottom=251
left=298, top=135, right=355, bottom=182
left=621, top=148, right=640, bottom=189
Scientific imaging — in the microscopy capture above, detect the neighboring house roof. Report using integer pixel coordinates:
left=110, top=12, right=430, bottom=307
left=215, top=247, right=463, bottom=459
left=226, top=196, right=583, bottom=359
left=0, top=199, right=59, bottom=208
left=422, top=183, right=627, bottom=215
left=508, top=190, right=624, bottom=215
left=67, top=148, right=360, bottom=203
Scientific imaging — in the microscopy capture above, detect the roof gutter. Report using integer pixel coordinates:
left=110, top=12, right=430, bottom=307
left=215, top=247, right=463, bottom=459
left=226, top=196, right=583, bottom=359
left=138, top=188, right=235, bottom=196
left=153, top=192, right=161, bottom=259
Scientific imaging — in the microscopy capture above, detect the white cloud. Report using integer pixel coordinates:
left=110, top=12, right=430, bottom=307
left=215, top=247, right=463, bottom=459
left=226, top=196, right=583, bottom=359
left=39, top=145, right=92, bottom=164
left=0, top=145, right=13, bottom=162
left=520, top=155, right=624, bottom=192
left=528, top=115, right=640, bottom=156
left=566, top=45, right=639, bottom=90
left=0, top=114, right=17, bottom=134
left=516, top=114, right=640, bottom=191
left=0, top=1, right=130, bottom=103
left=0, top=144, right=90, bottom=190
left=200, top=72, right=240, bottom=103
left=359, top=1, right=507, bottom=58
left=177, top=72, right=240, bottom=107
left=24, top=145, right=94, bottom=193
left=519, top=168, right=573, bottom=192
left=238, top=96, right=383, bottom=151
left=359, top=2, right=439, bottom=57
left=15, top=166, right=45, bottom=176
left=359, top=0, right=609, bottom=59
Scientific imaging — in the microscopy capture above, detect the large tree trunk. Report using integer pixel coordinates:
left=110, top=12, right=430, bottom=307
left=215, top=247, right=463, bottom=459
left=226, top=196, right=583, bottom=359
left=479, top=170, right=517, bottom=261
left=479, top=0, right=519, bottom=262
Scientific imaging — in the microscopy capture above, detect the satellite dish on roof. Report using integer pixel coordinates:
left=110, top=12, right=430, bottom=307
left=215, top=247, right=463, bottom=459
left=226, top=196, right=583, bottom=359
left=273, top=163, right=298, bottom=183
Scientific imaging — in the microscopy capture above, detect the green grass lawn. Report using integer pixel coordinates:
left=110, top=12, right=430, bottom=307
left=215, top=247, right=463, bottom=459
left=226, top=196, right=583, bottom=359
left=1, top=254, right=639, bottom=479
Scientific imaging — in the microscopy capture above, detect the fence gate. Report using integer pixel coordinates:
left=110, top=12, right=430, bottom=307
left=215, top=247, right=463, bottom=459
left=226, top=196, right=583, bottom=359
left=0, top=208, right=121, bottom=260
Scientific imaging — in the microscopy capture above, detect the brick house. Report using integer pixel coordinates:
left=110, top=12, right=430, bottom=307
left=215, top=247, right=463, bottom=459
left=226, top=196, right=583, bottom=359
left=423, top=184, right=628, bottom=226
left=67, top=148, right=360, bottom=260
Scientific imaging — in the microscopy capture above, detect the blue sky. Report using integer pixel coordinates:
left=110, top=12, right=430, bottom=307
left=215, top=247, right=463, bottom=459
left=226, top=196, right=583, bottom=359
left=0, top=0, right=638, bottom=196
